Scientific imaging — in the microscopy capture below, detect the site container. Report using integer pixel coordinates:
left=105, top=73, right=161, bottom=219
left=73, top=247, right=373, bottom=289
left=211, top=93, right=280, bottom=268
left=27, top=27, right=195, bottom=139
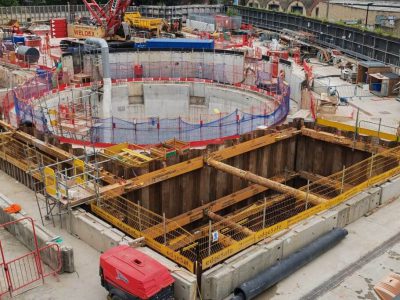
left=145, top=38, right=214, bottom=50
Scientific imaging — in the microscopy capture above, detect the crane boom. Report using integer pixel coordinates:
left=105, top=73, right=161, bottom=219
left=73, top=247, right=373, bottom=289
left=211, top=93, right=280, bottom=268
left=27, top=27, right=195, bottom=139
left=82, top=0, right=133, bottom=37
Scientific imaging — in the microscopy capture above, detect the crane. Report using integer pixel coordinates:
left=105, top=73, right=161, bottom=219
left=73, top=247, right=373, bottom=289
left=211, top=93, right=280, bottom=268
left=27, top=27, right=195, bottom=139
left=82, top=0, right=132, bottom=37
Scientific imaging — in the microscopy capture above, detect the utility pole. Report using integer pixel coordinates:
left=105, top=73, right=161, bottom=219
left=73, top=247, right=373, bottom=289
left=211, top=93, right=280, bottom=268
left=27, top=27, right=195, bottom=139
left=326, top=0, right=330, bottom=20
left=365, top=3, right=373, bottom=28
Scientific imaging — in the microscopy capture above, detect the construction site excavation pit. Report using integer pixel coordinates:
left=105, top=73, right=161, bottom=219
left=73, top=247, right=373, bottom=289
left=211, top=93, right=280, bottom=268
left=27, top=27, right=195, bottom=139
left=5, top=47, right=290, bottom=146
left=28, top=120, right=394, bottom=277
left=1, top=94, right=400, bottom=299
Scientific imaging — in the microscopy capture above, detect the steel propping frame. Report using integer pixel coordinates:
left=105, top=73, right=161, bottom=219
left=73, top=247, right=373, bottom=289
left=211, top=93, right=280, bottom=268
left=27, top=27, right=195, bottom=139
left=229, top=5, right=400, bottom=67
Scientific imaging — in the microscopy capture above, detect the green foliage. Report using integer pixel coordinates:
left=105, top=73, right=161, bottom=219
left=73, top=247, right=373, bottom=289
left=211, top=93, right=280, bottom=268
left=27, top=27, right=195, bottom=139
left=226, top=7, right=238, bottom=17
left=0, top=0, right=19, bottom=6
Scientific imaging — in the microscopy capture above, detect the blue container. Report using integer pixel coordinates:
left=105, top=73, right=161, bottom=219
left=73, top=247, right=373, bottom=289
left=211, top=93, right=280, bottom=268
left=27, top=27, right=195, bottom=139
left=12, top=35, right=25, bottom=45
left=145, top=38, right=214, bottom=50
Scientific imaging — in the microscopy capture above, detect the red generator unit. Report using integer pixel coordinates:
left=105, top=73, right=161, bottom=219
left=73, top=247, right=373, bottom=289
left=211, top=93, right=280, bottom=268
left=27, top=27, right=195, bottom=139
left=50, top=18, right=68, bottom=38
left=100, top=245, right=175, bottom=300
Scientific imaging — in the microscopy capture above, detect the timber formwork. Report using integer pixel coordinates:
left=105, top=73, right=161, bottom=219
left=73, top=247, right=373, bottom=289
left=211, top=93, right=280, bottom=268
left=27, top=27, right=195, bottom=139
left=0, top=120, right=399, bottom=276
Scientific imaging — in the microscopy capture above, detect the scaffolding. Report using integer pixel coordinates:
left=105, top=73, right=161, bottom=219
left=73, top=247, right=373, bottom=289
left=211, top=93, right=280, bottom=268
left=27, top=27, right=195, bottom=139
left=28, top=155, right=104, bottom=227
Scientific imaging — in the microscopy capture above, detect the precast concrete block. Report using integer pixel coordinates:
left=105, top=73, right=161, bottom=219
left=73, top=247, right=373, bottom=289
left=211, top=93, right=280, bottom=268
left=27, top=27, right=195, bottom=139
left=229, top=246, right=269, bottom=299
left=202, top=263, right=234, bottom=300
left=367, top=187, right=381, bottom=211
left=380, top=176, right=400, bottom=204
left=100, top=228, right=125, bottom=252
left=346, top=192, right=371, bottom=224
left=282, top=215, right=336, bottom=257
left=228, top=240, right=285, bottom=299
left=139, top=247, right=197, bottom=300
left=330, top=203, right=350, bottom=228
left=72, top=213, right=109, bottom=252
left=261, top=238, right=284, bottom=263
left=317, top=210, right=339, bottom=228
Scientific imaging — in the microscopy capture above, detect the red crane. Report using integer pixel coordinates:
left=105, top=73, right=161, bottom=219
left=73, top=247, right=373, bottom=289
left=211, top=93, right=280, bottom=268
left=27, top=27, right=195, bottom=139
left=82, top=0, right=132, bottom=37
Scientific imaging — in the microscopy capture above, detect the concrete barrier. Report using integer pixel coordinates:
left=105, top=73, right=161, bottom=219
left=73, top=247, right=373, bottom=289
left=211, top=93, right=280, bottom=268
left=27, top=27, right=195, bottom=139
left=67, top=208, right=133, bottom=252
left=201, top=239, right=283, bottom=300
left=281, top=213, right=337, bottom=257
left=380, top=175, right=400, bottom=205
left=367, top=187, right=381, bottom=211
left=0, top=193, right=74, bottom=273
left=345, top=191, right=372, bottom=224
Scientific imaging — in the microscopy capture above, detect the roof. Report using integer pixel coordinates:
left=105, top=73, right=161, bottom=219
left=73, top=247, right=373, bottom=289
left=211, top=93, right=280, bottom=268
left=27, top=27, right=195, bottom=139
left=358, top=61, right=388, bottom=68
left=330, top=1, right=400, bottom=13
left=382, top=72, right=400, bottom=79
left=369, top=72, right=399, bottom=80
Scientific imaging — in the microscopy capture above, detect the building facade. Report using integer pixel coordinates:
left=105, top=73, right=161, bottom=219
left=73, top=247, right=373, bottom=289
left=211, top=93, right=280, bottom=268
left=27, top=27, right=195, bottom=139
left=244, top=0, right=400, bottom=36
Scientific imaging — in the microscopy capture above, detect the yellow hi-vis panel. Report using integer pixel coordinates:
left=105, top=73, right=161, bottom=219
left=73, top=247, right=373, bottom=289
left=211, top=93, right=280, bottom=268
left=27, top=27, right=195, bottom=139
left=73, top=159, right=86, bottom=184
left=44, top=167, right=57, bottom=197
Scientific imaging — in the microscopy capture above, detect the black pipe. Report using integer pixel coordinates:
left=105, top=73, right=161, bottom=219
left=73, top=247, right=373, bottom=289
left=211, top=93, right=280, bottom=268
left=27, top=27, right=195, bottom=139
left=232, top=228, right=348, bottom=300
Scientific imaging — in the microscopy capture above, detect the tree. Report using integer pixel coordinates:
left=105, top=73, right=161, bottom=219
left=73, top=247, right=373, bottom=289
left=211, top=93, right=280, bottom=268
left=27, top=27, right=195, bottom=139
left=0, top=0, right=19, bottom=5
